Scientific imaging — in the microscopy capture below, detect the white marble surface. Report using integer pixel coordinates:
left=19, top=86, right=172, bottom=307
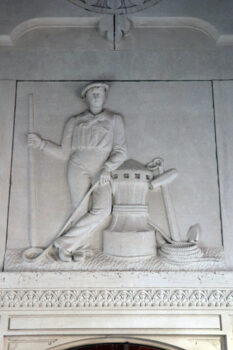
left=0, top=80, right=16, bottom=270
left=0, top=14, right=233, bottom=81
left=0, top=0, right=233, bottom=37
left=116, top=27, right=216, bottom=51
left=1, top=44, right=233, bottom=81
left=8, top=82, right=85, bottom=248
left=0, top=0, right=233, bottom=81
left=3, top=335, right=224, bottom=350
left=4, top=247, right=224, bottom=272
left=15, top=27, right=112, bottom=50
left=107, top=81, right=221, bottom=247
left=0, top=2, right=233, bottom=349
left=213, top=81, right=233, bottom=268
left=1, top=270, right=232, bottom=350
left=134, top=0, right=233, bottom=37
left=1, top=270, right=233, bottom=288
left=7, top=81, right=222, bottom=251
left=0, top=0, right=96, bottom=35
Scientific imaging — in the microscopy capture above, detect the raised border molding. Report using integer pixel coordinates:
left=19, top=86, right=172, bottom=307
left=5, top=335, right=224, bottom=350
left=0, top=17, right=100, bottom=46
left=0, top=16, right=233, bottom=47
left=1, top=288, right=233, bottom=309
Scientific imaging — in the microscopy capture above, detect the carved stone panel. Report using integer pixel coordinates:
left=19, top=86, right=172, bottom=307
left=68, top=0, right=162, bottom=14
left=106, top=81, right=221, bottom=248
left=7, top=81, right=221, bottom=258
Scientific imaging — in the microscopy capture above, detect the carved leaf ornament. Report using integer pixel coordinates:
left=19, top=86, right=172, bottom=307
left=1, top=289, right=233, bottom=308
left=68, top=0, right=163, bottom=15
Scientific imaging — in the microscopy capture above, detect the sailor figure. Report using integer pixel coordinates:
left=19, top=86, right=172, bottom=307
left=28, top=82, right=127, bottom=261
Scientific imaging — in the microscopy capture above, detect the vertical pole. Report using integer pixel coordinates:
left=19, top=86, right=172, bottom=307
left=161, top=182, right=180, bottom=241
left=158, top=161, right=181, bottom=241
left=28, top=93, right=37, bottom=247
left=148, top=158, right=181, bottom=242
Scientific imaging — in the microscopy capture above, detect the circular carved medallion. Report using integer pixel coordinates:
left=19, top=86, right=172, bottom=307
left=68, top=0, right=162, bottom=15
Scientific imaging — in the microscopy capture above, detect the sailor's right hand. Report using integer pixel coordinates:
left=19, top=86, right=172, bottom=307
left=28, top=133, right=43, bottom=150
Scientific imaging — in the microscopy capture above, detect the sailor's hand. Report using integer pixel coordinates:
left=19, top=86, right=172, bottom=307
left=100, top=169, right=111, bottom=186
left=28, top=133, right=44, bottom=150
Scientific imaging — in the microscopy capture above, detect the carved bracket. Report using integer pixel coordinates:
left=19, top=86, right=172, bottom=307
left=98, top=15, right=131, bottom=44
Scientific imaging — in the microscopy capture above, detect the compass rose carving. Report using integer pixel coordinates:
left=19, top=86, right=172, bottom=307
left=68, top=0, right=162, bottom=15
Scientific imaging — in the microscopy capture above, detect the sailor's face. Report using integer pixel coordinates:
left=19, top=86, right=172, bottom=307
left=85, top=86, right=106, bottom=110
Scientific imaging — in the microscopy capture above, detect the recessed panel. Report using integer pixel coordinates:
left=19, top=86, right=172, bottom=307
left=7, top=81, right=221, bottom=252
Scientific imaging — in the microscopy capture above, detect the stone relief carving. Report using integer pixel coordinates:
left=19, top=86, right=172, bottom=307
left=6, top=246, right=224, bottom=271
left=1, top=288, right=233, bottom=308
left=98, top=15, right=131, bottom=43
left=21, top=82, right=223, bottom=269
left=68, top=0, right=163, bottom=43
left=103, top=157, right=205, bottom=264
left=68, top=0, right=163, bottom=15
left=103, top=159, right=157, bottom=257
left=26, top=82, right=127, bottom=262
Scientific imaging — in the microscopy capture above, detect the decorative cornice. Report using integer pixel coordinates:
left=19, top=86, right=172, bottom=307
left=1, top=288, right=233, bottom=309
left=1, top=16, right=232, bottom=47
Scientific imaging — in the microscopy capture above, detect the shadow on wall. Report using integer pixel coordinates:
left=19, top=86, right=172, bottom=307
left=52, top=337, right=186, bottom=350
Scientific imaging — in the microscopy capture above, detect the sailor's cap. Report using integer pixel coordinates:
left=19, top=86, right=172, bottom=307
left=81, top=82, right=109, bottom=99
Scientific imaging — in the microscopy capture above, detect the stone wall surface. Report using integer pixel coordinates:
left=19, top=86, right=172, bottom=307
left=0, top=272, right=233, bottom=350
left=0, top=81, right=16, bottom=270
left=0, top=1, right=233, bottom=79
left=0, top=0, right=233, bottom=36
left=1, top=1, right=233, bottom=349
left=213, top=81, right=233, bottom=268
left=7, top=81, right=221, bottom=250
